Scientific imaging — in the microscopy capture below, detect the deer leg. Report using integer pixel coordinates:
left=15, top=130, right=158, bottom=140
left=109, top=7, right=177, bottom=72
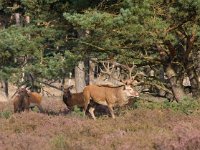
left=19, top=98, right=25, bottom=112
left=24, top=98, right=30, bottom=112
left=83, top=102, right=89, bottom=116
left=13, top=101, right=19, bottom=113
left=107, top=105, right=115, bottom=119
left=14, top=106, right=17, bottom=113
left=83, top=92, right=90, bottom=116
left=89, top=107, right=96, bottom=120
left=36, top=104, right=44, bottom=113
left=14, top=105, right=20, bottom=113
left=38, top=105, right=44, bottom=113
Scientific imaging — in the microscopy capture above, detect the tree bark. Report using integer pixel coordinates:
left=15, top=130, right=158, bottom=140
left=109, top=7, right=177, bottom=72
left=1, top=80, right=9, bottom=97
left=84, top=59, right=90, bottom=85
left=14, top=13, right=20, bottom=26
left=75, top=61, right=86, bottom=93
left=187, top=68, right=200, bottom=98
left=89, top=60, right=95, bottom=84
left=165, top=64, right=187, bottom=101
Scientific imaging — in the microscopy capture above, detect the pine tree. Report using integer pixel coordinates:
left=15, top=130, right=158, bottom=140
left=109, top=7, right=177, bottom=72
left=64, top=0, right=200, bottom=100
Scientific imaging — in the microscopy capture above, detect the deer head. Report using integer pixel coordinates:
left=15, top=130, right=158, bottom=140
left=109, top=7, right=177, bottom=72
left=63, top=85, right=74, bottom=100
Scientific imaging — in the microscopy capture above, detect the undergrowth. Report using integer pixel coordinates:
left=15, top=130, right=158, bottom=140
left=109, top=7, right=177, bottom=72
left=0, top=110, right=12, bottom=119
left=1, top=98, right=200, bottom=150
left=51, top=134, right=69, bottom=150
left=133, top=98, right=200, bottom=115
left=71, top=105, right=85, bottom=117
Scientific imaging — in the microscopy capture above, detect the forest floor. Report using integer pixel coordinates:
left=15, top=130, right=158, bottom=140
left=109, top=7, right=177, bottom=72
left=1, top=94, right=200, bottom=150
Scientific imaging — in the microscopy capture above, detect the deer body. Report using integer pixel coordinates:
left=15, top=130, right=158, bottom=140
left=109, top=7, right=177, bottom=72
left=63, top=89, right=84, bottom=110
left=62, top=85, right=85, bottom=110
left=28, top=92, right=44, bottom=112
left=13, top=93, right=29, bottom=113
left=83, top=84, right=139, bottom=120
left=13, top=88, right=44, bottom=113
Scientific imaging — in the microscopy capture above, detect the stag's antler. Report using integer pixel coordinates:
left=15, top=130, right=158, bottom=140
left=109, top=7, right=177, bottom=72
left=97, top=60, right=145, bottom=86
left=114, top=62, right=135, bottom=79
left=114, top=61, right=145, bottom=85
left=100, top=61, right=115, bottom=76
left=99, top=61, right=121, bottom=82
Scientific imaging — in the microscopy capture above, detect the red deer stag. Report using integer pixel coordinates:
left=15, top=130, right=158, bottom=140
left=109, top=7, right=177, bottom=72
left=13, top=87, right=44, bottom=113
left=62, top=85, right=84, bottom=110
left=83, top=61, right=142, bottom=120
left=13, top=88, right=30, bottom=113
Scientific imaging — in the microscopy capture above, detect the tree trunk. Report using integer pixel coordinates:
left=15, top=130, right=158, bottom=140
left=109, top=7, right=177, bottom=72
left=185, top=48, right=200, bottom=98
left=14, top=13, right=20, bottom=26
left=75, top=61, right=86, bottom=93
left=0, top=80, right=8, bottom=97
left=2, top=80, right=9, bottom=97
left=89, top=60, right=95, bottom=84
left=165, top=64, right=187, bottom=101
left=158, top=67, right=167, bottom=96
left=5, top=80, right=8, bottom=97
left=187, top=69, right=200, bottom=98
left=84, top=59, right=90, bottom=85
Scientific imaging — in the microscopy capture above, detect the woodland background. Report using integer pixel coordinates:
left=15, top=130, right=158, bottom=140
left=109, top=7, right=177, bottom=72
left=0, top=0, right=200, bottom=149
left=0, top=0, right=199, bottom=101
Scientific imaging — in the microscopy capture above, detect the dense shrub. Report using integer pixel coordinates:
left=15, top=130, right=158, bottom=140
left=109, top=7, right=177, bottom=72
left=71, top=105, right=85, bottom=117
left=133, top=98, right=200, bottom=115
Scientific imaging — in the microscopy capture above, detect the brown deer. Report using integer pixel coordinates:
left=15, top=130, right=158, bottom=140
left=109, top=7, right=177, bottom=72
left=13, top=87, right=44, bottom=113
left=83, top=61, right=143, bottom=120
left=13, top=88, right=30, bottom=113
left=62, top=85, right=84, bottom=110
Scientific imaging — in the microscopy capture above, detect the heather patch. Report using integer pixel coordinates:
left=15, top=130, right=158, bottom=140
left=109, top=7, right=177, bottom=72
left=1, top=97, right=200, bottom=150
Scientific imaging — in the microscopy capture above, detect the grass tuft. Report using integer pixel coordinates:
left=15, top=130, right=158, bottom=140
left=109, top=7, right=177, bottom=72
left=51, top=134, right=69, bottom=150
left=0, top=110, right=12, bottom=119
left=71, top=105, right=85, bottom=117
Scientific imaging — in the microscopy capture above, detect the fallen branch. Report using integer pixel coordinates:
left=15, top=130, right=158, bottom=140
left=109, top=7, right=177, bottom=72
left=143, top=81, right=173, bottom=95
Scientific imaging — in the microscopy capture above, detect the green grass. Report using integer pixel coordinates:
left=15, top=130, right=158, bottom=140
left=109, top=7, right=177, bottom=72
left=0, top=110, right=12, bottom=119
left=71, top=105, right=85, bottom=117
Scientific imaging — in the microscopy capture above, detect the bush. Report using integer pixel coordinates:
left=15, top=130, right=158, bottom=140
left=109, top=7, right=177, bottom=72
left=31, top=106, right=40, bottom=112
left=132, top=98, right=200, bottom=114
left=71, top=105, right=85, bottom=117
left=0, top=110, right=12, bottom=119
left=162, top=99, right=200, bottom=114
